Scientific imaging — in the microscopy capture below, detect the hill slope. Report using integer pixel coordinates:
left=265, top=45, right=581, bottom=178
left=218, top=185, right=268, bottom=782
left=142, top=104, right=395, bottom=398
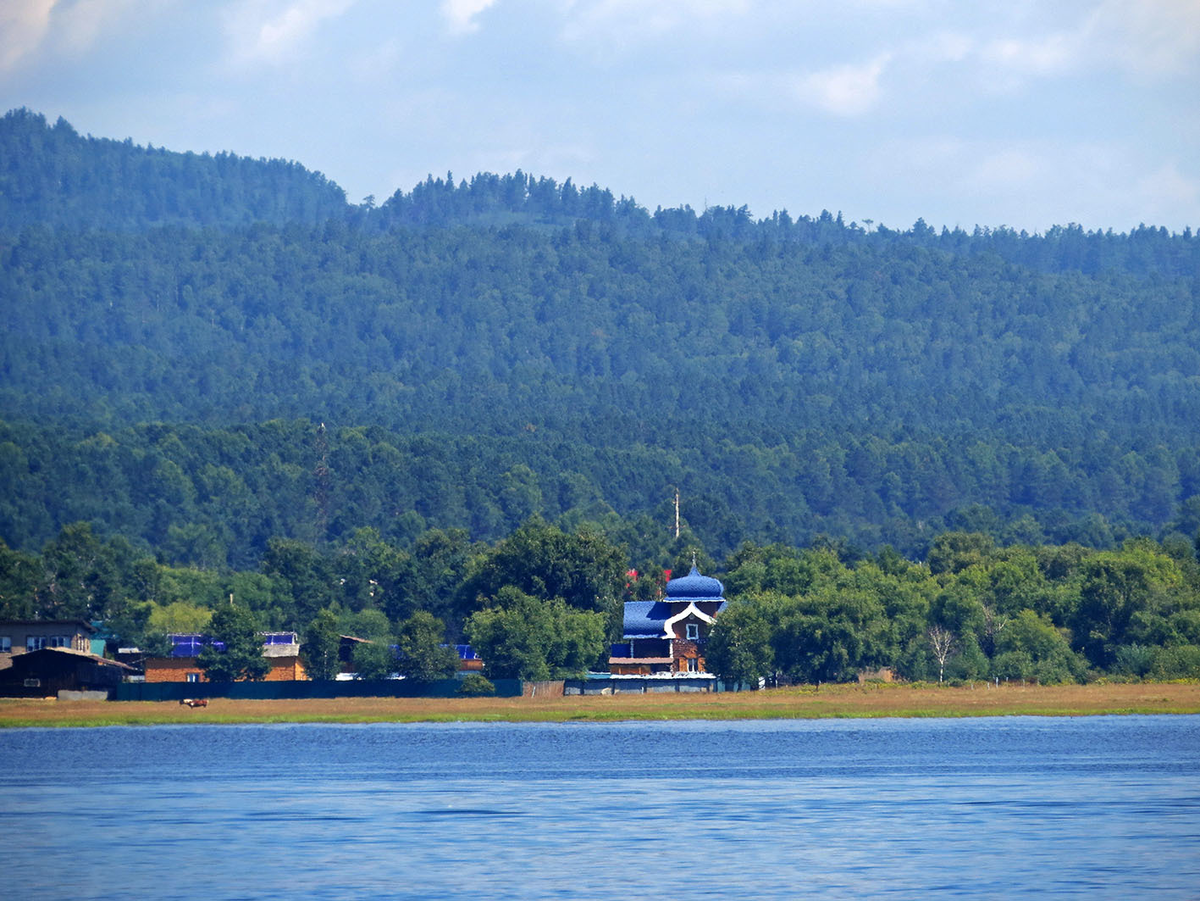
left=1, top=111, right=1198, bottom=562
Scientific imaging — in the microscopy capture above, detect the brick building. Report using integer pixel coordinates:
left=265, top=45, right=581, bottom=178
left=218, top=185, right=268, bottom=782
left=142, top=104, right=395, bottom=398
left=144, top=632, right=306, bottom=683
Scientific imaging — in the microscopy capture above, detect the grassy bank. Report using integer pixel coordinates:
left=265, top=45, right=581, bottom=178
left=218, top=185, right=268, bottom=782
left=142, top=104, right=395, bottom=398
left=2, top=681, right=1199, bottom=728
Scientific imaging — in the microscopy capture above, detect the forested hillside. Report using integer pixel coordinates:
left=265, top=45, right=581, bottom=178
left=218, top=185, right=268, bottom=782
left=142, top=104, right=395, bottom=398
left=2, top=108, right=1199, bottom=566
left=0, top=109, right=347, bottom=229
left=3, top=109, right=1200, bottom=683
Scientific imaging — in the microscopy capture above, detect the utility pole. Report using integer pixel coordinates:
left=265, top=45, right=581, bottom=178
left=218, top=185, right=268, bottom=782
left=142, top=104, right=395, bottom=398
left=674, top=488, right=680, bottom=540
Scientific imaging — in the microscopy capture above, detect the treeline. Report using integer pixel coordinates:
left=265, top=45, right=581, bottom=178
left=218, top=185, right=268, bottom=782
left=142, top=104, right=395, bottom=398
left=0, top=109, right=347, bottom=229
left=5, top=109, right=1197, bottom=281
left=4, top=223, right=1200, bottom=555
left=709, top=531, right=1200, bottom=685
left=371, top=172, right=1200, bottom=280
left=3, top=109, right=1200, bottom=567
left=3, top=418, right=1199, bottom=568
left=3, top=518, right=1199, bottom=683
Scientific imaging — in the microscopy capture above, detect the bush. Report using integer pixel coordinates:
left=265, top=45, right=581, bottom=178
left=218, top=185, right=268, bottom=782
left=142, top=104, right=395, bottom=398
left=1151, top=645, right=1200, bottom=680
left=1113, top=643, right=1156, bottom=678
left=352, top=640, right=397, bottom=680
left=457, top=673, right=496, bottom=696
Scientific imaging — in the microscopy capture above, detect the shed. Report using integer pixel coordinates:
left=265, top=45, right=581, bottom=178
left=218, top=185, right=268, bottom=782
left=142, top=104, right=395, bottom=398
left=0, top=647, right=135, bottom=698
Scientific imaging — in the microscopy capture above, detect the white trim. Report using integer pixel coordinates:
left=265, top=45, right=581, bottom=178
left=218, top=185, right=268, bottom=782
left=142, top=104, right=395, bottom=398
left=662, top=603, right=716, bottom=638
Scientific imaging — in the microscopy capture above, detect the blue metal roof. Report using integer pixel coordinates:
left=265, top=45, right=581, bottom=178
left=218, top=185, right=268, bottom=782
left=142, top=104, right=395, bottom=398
left=168, top=634, right=225, bottom=658
left=665, top=565, right=724, bottom=601
left=623, top=601, right=672, bottom=638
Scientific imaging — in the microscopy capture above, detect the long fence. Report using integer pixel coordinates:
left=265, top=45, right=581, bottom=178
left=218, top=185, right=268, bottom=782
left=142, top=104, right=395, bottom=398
left=115, top=677, right=523, bottom=702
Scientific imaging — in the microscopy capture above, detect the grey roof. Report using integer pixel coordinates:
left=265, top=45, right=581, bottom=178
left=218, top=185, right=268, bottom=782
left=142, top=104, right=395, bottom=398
left=15, top=646, right=136, bottom=670
left=0, top=619, right=96, bottom=633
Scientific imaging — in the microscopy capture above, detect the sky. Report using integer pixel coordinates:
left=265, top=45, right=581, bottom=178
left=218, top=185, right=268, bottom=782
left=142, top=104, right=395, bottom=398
left=1, top=0, right=1198, bottom=232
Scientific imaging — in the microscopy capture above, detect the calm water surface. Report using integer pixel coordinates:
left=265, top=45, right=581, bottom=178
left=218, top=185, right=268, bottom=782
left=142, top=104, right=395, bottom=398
left=2, top=716, right=1198, bottom=900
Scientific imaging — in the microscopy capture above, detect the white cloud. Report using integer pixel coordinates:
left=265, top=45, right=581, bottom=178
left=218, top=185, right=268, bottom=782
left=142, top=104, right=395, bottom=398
left=441, top=0, right=498, bottom=35
left=793, top=54, right=891, bottom=117
left=57, top=0, right=142, bottom=54
left=557, top=0, right=752, bottom=45
left=224, top=0, right=356, bottom=67
left=970, top=147, right=1044, bottom=193
left=914, top=30, right=975, bottom=65
left=981, top=32, right=1077, bottom=77
left=0, top=0, right=56, bottom=71
left=865, top=135, right=1199, bottom=231
left=1131, top=162, right=1200, bottom=223
left=972, top=0, right=1200, bottom=86
left=0, top=0, right=147, bottom=71
left=1084, top=0, right=1200, bottom=78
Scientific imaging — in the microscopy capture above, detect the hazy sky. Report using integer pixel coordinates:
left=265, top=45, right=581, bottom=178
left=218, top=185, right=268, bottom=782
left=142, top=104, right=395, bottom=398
left=2, top=0, right=1197, bottom=232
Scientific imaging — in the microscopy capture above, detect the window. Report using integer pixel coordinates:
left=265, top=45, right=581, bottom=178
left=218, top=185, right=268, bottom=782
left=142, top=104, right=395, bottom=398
left=0, top=636, right=11, bottom=653
left=685, top=623, right=699, bottom=640
left=686, top=657, right=698, bottom=672
left=186, top=673, right=200, bottom=683
left=27, top=635, right=70, bottom=651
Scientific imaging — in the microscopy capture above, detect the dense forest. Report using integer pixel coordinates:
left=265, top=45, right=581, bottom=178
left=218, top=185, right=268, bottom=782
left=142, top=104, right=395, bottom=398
left=1, top=107, right=1199, bottom=680
left=3, top=518, right=1198, bottom=684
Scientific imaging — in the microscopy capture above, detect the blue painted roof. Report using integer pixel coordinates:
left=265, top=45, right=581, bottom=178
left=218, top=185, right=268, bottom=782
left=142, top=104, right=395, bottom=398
left=665, top=565, right=724, bottom=601
left=622, top=601, right=672, bottom=638
left=168, top=634, right=224, bottom=658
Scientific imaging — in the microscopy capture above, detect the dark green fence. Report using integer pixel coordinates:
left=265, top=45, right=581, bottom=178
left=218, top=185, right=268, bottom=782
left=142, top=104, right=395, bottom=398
left=115, top=678, right=521, bottom=702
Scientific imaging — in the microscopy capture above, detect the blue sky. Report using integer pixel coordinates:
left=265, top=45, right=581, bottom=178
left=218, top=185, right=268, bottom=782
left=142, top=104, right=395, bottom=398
left=2, top=0, right=1197, bottom=232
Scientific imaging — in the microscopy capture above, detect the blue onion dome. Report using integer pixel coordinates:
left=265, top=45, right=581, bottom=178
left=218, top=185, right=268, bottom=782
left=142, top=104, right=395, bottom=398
left=666, top=565, right=724, bottom=600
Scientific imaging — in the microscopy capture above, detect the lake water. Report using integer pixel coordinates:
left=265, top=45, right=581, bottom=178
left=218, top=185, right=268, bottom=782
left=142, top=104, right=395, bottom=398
left=2, top=716, right=1198, bottom=899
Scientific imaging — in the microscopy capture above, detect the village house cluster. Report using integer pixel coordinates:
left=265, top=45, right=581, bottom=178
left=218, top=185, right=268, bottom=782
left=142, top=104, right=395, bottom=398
left=0, top=567, right=728, bottom=699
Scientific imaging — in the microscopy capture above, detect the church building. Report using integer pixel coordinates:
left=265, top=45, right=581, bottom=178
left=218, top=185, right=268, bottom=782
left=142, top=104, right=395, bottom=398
left=608, top=565, right=727, bottom=676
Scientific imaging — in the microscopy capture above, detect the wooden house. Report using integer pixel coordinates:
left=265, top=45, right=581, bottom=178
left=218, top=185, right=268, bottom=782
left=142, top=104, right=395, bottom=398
left=609, top=566, right=727, bottom=676
left=143, top=631, right=306, bottom=682
left=0, top=646, right=134, bottom=698
left=0, top=620, right=97, bottom=670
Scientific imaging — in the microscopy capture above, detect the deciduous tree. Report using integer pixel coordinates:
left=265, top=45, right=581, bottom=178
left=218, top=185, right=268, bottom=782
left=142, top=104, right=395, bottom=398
left=199, top=604, right=270, bottom=682
left=395, top=611, right=459, bottom=682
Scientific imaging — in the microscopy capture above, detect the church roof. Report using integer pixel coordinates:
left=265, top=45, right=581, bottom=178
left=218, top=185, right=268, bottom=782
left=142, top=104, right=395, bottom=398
left=622, top=601, right=672, bottom=638
left=622, top=598, right=728, bottom=639
left=665, top=565, right=725, bottom=602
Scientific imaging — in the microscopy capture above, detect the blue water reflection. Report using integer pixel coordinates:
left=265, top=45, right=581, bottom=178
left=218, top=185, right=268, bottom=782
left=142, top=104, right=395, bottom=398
left=2, top=716, right=1197, bottom=899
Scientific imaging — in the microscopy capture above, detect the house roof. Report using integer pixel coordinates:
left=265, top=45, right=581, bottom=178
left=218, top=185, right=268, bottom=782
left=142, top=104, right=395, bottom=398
left=0, top=619, right=96, bottom=633
left=10, top=646, right=136, bottom=670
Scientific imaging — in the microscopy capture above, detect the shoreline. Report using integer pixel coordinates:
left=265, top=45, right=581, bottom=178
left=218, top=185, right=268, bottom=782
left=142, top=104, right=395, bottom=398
left=2, top=681, right=1198, bottom=728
